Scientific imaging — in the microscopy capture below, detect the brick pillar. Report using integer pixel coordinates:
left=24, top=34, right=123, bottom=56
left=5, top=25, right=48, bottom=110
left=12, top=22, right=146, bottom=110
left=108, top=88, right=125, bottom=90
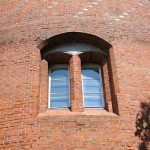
left=70, top=55, right=83, bottom=112
left=39, top=59, right=48, bottom=113
left=102, top=62, right=113, bottom=113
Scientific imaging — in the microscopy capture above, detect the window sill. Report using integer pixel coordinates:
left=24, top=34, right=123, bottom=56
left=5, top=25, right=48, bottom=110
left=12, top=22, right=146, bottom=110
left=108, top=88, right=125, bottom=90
left=37, top=108, right=118, bottom=118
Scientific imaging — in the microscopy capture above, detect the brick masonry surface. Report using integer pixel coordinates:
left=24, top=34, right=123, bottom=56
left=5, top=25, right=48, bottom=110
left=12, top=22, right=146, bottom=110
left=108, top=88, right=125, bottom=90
left=0, top=0, right=150, bottom=149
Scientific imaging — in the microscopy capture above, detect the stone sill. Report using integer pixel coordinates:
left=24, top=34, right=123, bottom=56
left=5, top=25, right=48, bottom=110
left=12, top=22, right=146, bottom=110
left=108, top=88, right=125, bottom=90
left=37, top=109, right=118, bottom=118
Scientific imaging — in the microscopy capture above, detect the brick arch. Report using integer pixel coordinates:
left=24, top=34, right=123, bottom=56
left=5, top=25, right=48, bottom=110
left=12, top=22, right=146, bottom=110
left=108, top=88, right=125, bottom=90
left=44, top=52, right=72, bottom=65
left=39, top=32, right=112, bottom=57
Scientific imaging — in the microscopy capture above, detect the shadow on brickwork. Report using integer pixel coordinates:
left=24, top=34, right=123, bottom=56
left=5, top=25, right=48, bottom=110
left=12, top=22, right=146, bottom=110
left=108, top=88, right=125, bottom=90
left=135, top=98, right=150, bottom=150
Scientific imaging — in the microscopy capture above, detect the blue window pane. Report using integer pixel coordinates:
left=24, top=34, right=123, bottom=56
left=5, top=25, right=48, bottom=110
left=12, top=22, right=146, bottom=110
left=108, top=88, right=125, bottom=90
left=83, top=80, right=102, bottom=93
left=51, top=93, right=68, bottom=98
left=84, top=100, right=102, bottom=107
left=84, top=94, right=103, bottom=107
left=51, top=100, right=69, bottom=108
left=83, top=79, right=101, bottom=86
left=51, top=68, right=68, bottom=79
left=51, top=96, right=69, bottom=102
left=51, top=80, right=68, bottom=87
left=82, top=65, right=104, bottom=108
left=84, top=93, right=102, bottom=100
left=51, top=86, right=68, bottom=93
left=50, top=66, right=70, bottom=108
left=82, top=68, right=99, bottom=79
left=83, top=86, right=101, bottom=93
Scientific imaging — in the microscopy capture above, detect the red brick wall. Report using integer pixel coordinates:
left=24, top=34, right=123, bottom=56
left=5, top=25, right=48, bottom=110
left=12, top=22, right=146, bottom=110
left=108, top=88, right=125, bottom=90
left=0, top=0, right=150, bottom=149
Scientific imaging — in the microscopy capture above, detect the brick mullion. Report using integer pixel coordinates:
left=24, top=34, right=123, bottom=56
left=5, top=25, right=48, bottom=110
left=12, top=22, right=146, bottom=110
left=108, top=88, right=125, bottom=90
left=69, top=55, right=83, bottom=112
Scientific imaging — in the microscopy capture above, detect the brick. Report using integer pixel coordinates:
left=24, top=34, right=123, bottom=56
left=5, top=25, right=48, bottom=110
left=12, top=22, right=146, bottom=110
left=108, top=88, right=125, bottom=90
left=0, top=0, right=150, bottom=149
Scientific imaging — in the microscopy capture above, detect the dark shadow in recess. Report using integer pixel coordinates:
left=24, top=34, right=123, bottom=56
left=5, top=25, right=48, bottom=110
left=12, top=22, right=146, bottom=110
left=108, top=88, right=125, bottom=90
left=135, top=99, right=150, bottom=150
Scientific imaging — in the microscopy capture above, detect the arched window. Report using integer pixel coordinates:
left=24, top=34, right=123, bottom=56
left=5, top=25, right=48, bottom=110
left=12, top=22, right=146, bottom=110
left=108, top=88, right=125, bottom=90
left=39, top=32, right=119, bottom=114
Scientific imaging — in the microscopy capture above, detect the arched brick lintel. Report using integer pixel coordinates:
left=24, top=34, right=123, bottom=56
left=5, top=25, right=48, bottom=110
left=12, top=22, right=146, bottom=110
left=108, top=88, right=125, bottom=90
left=39, top=32, right=112, bottom=57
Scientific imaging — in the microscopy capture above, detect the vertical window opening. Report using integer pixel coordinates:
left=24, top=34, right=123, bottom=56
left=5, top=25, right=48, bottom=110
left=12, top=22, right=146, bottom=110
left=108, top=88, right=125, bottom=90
left=49, top=65, right=70, bottom=108
left=82, top=64, right=105, bottom=108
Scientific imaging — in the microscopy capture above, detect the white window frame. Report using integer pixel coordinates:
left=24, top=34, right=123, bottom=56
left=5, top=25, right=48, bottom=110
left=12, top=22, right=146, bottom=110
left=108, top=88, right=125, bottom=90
left=48, top=65, right=70, bottom=109
left=81, top=64, right=105, bottom=108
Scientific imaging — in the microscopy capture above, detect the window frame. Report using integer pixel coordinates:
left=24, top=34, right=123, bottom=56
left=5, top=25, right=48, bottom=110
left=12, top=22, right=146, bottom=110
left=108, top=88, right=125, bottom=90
left=81, top=64, right=105, bottom=108
left=48, top=64, right=70, bottom=109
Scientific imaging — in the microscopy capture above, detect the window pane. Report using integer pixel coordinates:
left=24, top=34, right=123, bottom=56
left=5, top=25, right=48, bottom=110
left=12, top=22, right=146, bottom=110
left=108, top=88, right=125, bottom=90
left=51, top=93, right=68, bottom=98
left=82, top=65, right=104, bottom=108
left=51, top=68, right=68, bottom=79
left=83, top=80, right=102, bottom=93
left=51, top=96, right=69, bottom=102
left=51, top=100, right=69, bottom=108
left=84, top=100, right=102, bottom=107
left=83, top=86, right=101, bottom=93
left=51, top=86, right=68, bottom=93
left=50, top=66, right=69, bottom=108
left=84, top=93, right=102, bottom=100
left=51, top=80, right=68, bottom=87
left=51, top=93, right=69, bottom=107
left=82, top=68, right=99, bottom=79
left=84, top=94, right=103, bottom=107
left=83, top=79, right=101, bottom=86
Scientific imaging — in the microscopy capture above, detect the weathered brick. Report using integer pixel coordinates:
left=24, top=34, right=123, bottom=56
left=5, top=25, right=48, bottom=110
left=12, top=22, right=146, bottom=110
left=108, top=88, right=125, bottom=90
left=0, top=0, right=150, bottom=149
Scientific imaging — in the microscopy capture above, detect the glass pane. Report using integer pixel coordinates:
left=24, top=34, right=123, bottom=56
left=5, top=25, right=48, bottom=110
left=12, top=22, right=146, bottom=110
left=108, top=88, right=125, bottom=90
left=51, top=96, right=69, bottom=101
left=51, top=91, right=69, bottom=108
left=82, top=68, right=99, bottom=79
left=51, top=86, right=68, bottom=93
left=51, top=80, right=68, bottom=87
left=84, top=100, right=102, bottom=107
left=51, top=68, right=68, bottom=79
left=84, top=94, right=103, bottom=107
left=83, top=79, right=101, bottom=86
left=51, top=93, right=68, bottom=98
left=50, top=66, right=69, bottom=108
left=84, top=93, right=102, bottom=100
left=82, top=65, right=104, bottom=108
left=83, top=80, right=103, bottom=93
left=51, top=100, right=69, bottom=108
left=83, top=86, right=101, bottom=93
